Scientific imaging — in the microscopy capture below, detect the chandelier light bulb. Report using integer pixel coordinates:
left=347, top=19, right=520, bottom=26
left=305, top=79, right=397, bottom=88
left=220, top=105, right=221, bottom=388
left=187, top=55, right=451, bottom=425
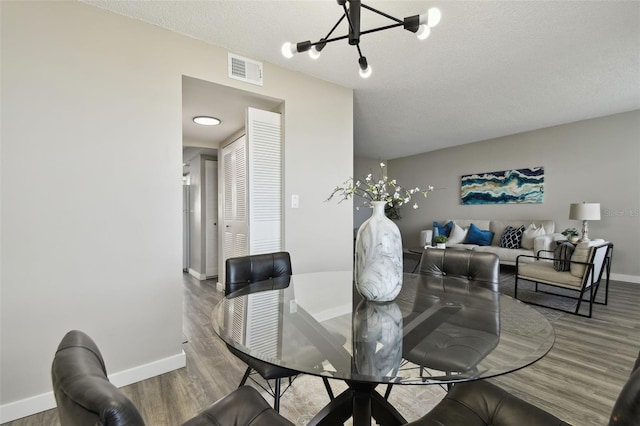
left=359, top=65, right=372, bottom=79
left=427, top=8, right=441, bottom=28
left=416, top=25, right=431, bottom=40
left=309, top=46, right=322, bottom=60
left=281, top=42, right=296, bottom=58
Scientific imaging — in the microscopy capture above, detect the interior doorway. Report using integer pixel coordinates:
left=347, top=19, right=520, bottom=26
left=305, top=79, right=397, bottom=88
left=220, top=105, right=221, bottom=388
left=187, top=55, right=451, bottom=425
left=181, top=76, right=284, bottom=280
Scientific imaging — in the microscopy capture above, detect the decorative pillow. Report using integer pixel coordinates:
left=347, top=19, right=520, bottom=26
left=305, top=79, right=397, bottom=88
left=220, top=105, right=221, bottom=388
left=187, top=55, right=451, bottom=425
left=521, top=223, right=546, bottom=250
left=464, top=223, right=495, bottom=246
left=570, top=242, right=592, bottom=277
left=447, top=223, right=468, bottom=244
left=499, top=225, right=525, bottom=249
left=553, top=242, right=575, bottom=271
left=432, top=221, right=454, bottom=244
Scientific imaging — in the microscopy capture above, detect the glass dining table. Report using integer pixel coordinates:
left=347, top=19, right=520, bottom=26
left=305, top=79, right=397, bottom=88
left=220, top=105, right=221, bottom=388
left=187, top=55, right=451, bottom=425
left=211, top=271, right=555, bottom=426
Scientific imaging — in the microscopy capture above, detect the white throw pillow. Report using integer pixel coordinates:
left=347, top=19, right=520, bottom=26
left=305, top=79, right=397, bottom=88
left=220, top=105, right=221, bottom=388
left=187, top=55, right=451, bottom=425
left=521, top=223, right=546, bottom=250
left=447, top=222, right=468, bottom=244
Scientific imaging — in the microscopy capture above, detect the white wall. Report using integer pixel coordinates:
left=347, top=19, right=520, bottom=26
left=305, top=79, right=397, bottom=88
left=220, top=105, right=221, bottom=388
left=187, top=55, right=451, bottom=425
left=387, top=111, right=640, bottom=281
left=0, top=1, right=353, bottom=421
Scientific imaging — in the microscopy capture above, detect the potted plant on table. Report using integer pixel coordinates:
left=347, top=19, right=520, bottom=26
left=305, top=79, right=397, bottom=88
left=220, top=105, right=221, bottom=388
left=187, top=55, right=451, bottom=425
left=434, top=235, right=448, bottom=249
left=561, top=228, right=580, bottom=243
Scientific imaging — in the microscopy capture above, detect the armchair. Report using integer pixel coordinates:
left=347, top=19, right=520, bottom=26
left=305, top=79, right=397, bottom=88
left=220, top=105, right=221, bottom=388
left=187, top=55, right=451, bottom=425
left=515, top=240, right=612, bottom=317
left=51, top=330, right=294, bottom=426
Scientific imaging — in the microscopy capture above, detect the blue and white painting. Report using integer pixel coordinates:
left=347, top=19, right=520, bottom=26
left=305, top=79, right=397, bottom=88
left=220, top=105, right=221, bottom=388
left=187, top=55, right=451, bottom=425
left=461, top=167, right=544, bottom=205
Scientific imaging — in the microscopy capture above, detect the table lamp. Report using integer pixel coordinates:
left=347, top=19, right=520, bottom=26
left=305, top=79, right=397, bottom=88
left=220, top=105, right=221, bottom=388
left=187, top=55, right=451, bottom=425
left=569, top=202, right=600, bottom=242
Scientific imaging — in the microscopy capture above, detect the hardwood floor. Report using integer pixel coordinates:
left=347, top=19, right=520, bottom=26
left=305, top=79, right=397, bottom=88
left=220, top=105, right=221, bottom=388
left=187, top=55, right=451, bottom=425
left=4, top=264, right=639, bottom=426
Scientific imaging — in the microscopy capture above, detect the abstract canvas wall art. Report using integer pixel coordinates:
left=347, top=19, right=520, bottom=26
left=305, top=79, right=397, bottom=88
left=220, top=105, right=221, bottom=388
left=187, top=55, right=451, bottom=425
left=460, top=167, right=544, bottom=205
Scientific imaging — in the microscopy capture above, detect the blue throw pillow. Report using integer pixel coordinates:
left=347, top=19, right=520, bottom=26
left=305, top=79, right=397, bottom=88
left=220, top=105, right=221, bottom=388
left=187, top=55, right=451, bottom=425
left=465, top=223, right=495, bottom=246
left=432, top=221, right=454, bottom=238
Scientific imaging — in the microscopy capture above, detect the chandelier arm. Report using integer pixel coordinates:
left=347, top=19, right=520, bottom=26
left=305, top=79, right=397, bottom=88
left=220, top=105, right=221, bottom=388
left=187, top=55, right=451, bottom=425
left=360, top=3, right=403, bottom=24
left=359, top=22, right=404, bottom=36
left=307, top=21, right=403, bottom=49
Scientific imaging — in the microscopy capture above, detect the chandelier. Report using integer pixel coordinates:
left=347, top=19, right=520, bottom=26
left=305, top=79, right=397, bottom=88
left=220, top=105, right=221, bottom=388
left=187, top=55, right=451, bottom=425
left=281, top=0, right=441, bottom=78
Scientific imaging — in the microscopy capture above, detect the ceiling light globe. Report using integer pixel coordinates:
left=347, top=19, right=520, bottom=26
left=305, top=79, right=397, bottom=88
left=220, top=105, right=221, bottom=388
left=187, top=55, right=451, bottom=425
left=281, top=42, right=296, bottom=58
left=416, top=25, right=431, bottom=40
left=427, top=8, right=441, bottom=28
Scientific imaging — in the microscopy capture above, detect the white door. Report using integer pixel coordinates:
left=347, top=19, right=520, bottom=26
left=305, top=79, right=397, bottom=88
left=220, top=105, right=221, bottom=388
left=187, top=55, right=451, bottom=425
left=247, top=107, right=282, bottom=254
left=221, top=136, right=249, bottom=268
left=205, top=159, right=218, bottom=277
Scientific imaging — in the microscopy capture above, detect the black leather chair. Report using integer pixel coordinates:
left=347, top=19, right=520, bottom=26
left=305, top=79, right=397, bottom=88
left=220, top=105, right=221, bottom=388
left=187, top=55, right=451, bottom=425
left=416, top=248, right=501, bottom=292
left=386, top=249, right=501, bottom=399
left=405, top=350, right=640, bottom=426
left=410, top=249, right=501, bottom=373
left=224, top=251, right=334, bottom=412
left=51, top=330, right=294, bottom=426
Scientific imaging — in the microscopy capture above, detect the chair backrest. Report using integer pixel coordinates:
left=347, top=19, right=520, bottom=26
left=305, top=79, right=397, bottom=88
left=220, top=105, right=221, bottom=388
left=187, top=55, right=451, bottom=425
left=418, top=249, right=500, bottom=292
left=51, top=330, right=145, bottom=426
left=225, top=251, right=292, bottom=296
left=609, top=351, right=640, bottom=425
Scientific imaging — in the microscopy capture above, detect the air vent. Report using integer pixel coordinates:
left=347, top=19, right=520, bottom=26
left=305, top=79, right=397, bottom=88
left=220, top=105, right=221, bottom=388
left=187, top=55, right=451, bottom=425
left=228, top=53, right=263, bottom=86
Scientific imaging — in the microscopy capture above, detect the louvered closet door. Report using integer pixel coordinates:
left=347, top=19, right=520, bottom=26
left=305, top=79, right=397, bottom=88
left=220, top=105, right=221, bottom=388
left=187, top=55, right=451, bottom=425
left=221, top=136, right=249, bottom=279
left=247, top=107, right=282, bottom=254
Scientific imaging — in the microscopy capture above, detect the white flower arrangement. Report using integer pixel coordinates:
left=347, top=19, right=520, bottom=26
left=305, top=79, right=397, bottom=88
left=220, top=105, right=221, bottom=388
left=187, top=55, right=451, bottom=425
left=327, top=162, right=433, bottom=214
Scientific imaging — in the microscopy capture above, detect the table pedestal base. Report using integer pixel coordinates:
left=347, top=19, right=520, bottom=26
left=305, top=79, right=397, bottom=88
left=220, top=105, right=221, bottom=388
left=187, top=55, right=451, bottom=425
left=307, top=381, right=407, bottom=426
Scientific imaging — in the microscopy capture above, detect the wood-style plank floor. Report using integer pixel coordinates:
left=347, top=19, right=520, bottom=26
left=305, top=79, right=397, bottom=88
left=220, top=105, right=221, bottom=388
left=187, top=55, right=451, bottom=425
left=4, top=265, right=639, bottom=426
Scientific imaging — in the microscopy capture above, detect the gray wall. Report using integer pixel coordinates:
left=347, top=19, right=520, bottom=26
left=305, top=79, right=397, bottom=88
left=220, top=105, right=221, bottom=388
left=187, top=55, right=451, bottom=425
left=1, top=1, right=353, bottom=420
left=387, top=110, right=640, bottom=281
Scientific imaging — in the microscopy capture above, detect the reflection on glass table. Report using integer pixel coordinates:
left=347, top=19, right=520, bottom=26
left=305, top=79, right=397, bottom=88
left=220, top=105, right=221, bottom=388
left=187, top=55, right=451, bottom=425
left=212, top=271, right=555, bottom=426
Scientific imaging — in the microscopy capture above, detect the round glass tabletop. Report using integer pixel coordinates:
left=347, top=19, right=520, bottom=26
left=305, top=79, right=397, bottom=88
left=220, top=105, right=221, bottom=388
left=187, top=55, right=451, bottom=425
left=212, top=271, right=555, bottom=385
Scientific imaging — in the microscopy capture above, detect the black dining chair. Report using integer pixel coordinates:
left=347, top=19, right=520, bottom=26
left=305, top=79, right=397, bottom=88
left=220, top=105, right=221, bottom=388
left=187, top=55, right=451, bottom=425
left=51, top=330, right=295, bottom=426
left=386, top=249, right=501, bottom=399
left=404, top=349, right=640, bottom=426
left=224, top=251, right=334, bottom=412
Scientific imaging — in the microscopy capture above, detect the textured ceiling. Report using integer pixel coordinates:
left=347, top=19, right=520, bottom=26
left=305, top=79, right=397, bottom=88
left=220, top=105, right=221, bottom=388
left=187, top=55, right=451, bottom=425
left=85, top=1, right=640, bottom=160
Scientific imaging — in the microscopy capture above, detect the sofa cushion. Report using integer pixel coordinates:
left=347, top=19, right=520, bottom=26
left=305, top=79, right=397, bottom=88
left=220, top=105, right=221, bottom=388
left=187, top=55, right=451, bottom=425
left=448, top=222, right=468, bottom=244
left=432, top=221, right=454, bottom=243
left=553, top=242, right=575, bottom=271
left=499, top=225, right=525, bottom=249
left=474, top=245, right=533, bottom=264
left=465, top=223, right=494, bottom=246
left=518, top=261, right=584, bottom=289
left=521, top=223, right=546, bottom=250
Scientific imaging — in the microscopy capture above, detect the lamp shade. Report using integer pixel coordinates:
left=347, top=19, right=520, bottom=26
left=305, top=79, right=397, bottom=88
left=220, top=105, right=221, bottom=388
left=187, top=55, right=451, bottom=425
left=569, top=202, right=601, bottom=221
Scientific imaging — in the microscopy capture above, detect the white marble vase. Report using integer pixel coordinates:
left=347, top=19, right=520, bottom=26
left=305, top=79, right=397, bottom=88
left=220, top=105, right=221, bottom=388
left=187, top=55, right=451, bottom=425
left=355, top=201, right=403, bottom=302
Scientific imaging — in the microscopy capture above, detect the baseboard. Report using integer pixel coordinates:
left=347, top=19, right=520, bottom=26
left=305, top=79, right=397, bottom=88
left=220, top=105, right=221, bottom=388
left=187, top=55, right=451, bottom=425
left=188, top=268, right=206, bottom=280
left=0, top=350, right=186, bottom=423
left=611, top=272, right=640, bottom=284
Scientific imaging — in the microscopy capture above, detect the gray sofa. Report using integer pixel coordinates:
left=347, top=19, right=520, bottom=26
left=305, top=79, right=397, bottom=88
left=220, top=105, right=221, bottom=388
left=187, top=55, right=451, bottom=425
left=421, top=219, right=562, bottom=266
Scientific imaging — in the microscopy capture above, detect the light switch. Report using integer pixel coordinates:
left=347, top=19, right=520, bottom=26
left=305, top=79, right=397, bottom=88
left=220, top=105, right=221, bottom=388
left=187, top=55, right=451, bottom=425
left=291, top=194, right=299, bottom=208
